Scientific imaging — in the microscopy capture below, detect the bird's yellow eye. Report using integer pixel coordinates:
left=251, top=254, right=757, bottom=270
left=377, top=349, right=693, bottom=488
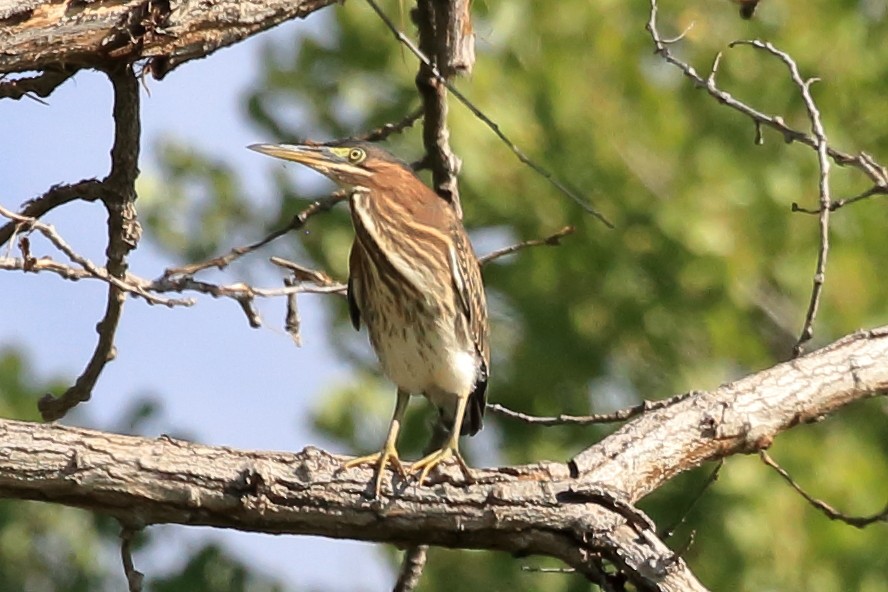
left=347, top=148, right=366, bottom=163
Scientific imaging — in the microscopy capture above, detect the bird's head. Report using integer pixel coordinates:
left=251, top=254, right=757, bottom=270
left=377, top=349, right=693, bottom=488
left=248, top=140, right=413, bottom=191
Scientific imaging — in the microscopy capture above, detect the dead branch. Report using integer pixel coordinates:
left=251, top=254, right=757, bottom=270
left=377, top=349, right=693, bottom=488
left=1, top=326, right=887, bottom=588
left=0, top=66, right=78, bottom=100
left=646, top=0, right=888, bottom=193
left=119, top=526, right=144, bottom=592
left=354, top=107, right=424, bottom=143
left=728, top=40, right=833, bottom=356
left=478, top=225, right=576, bottom=266
left=0, top=179, right=110, bottom=249
left=759, top=451, right=888, bottom=528
left=0, top=0, right=337, bottom=80
left=393, top=546, right=428, bottom=592
left=0, top=205, right=187, bottom=306
left=413, top=0, right=465, bottom=216
left=38, top=65, right=142, bottom=422
left=161, top=191, right=348, bottom=278
left=570, top=326, right=888, bottom=500
left=488, top=391, right=692, bottom=427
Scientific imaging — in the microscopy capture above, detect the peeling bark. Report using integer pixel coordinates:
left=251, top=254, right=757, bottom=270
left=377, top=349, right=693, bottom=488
left=0, top=0, right=337, bottom=78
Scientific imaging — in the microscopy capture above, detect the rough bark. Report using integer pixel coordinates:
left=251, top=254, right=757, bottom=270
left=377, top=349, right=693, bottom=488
left=0, top=0, right=337, bottom=78
left=0, top=327, right=886, bottom=589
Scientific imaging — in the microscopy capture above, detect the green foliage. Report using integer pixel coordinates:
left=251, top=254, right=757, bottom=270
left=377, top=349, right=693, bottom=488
left=221, top=0, right=888, bottom=589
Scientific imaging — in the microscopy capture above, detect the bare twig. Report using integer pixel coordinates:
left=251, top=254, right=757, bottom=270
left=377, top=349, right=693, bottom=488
left=478, top=225, right=575, bottom=266
left=792, top=183, right=888, bottom=214
left=146, top=275, right=345, bottom=298
left=283, top=276, right=302, bottom=346
left=363, top=0, right=613, bottom=227
left=119, top=526, right=144, bottom=592
left=269, top=257, right=340, bottom=287
left=760, top=451, right=888, bottom=528
left=163, top=191, right=348, bottom=278
left=355, top=107, right=424, bottom=143
left=393, top=546, right=428, bottom=592
left=0, top=206, right=187, bottom=306
left=646, top=0, right=888, bottom=191
left=488, top=391, right=694, bottom=427
left=0, top=179, right=109, bottom=248
left=38, top=65, right=142, bottom=422
left=0, top=66, right=78, bottom=101
left=520, top=566, right=577, bottom=574
left=660, top=460, right=723, bottom=539
left=728, top=40, right=831, bottom=355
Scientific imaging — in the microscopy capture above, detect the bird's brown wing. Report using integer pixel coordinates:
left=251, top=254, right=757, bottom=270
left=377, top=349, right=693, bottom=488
left=347, top=242, right=362, bottom=331
left=449, top=223, right=490, bottom=435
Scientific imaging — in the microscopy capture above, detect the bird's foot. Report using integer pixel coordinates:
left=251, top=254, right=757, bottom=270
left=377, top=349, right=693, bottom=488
left=408, top=446, right=473, bottom=486
left=344, top=446, right=406, bottom=498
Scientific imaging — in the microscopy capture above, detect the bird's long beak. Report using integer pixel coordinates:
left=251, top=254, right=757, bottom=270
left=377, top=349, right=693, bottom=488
left=248, top=143, right=326, bottom=166
left=247, top=143, right=369, bottom=179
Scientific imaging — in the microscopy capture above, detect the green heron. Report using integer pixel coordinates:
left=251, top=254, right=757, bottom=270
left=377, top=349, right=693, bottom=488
left=249, top=140, right=490, bottom=496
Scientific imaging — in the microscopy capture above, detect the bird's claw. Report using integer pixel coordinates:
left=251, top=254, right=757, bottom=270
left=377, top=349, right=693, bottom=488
left=408, top=447, right=472, bottom=486
left=344, top=448, right=406, bottom=498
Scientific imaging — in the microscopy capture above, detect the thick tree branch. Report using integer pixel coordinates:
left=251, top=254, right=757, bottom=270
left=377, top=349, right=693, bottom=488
left=1, top=327, right=886, bottom=588
left=570, top=326, right=888, bottom=500
left=0, top=0, right=337, bottom=79
left=0, top=419, right=703, bottom=591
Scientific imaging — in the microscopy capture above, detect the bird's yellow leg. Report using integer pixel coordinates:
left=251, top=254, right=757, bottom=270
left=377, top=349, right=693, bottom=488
left=409, top=394, right=473, bottom=486
left=344, top=389, right=410, bottom=497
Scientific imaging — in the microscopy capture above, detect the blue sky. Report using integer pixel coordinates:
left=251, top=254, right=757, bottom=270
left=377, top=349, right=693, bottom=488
left=0, top=17, right=392, bottom=591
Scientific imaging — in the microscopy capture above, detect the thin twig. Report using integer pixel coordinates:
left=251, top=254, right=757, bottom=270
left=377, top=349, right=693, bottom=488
left=0, top=205, right=186, bottom=306
left=363, top=0, right=613, bottom=227
left=269, top=257, right=340, bottom=286
left=119, top=526, right=144, bottom=592
left=355, top=107, right=424, bottom=142
left=163, top=191, right=348, bottom=278
left=646, top=0, right=888, bottom=190
left=0, top=179, right=109, bottom=248
left=760, top=451, right=888, bottom=528
left=0, top=253, right=191, bottom=307
left=792, top=184, right=888, bottom=214
left=283, top=276, right=302, bottom=346
left=729, top=40, right=832, bottom=356
left=393, top=545, right=428, bottom=592
left=146, top=276, right=346, bottom=298
left=487, top=392, right=694, bottom=427
left=520, top=566, right=577, bottom=574
left=38, top=65, right=142, bottom=422
left=660, top=460, right=723, bottom=539
left=478, top=225, right=575, bottom=266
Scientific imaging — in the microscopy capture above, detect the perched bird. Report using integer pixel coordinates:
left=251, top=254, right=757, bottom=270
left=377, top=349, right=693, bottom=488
left=249, top=140, right=490, bottom=496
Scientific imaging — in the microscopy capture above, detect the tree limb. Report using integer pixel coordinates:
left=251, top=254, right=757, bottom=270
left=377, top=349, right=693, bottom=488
left=0, top=0, right=337, bottom=79
left=37, top=65, right=142, bottom=422
left=1, top=326, right=886, bottom=588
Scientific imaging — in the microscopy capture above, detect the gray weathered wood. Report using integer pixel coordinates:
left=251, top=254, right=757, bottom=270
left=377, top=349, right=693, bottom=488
left=1, top=327, right=886, bottom=588
left=0, top=0, right=337, bottom=77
